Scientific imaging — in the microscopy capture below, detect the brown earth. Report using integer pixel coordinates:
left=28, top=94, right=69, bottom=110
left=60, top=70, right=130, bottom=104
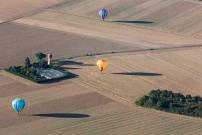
left=0, top=72, right=127, bottom=135
left=70, top=48, right=202, bottom=103
left=0, top=22, right=140, bottom=69
left=47, top=0, right=202, bottom=39
left=2, top=47, right=202, bottom=134
left=0, top=0, right=64, bottom=21
left=1, top=0, right=202, bottom=134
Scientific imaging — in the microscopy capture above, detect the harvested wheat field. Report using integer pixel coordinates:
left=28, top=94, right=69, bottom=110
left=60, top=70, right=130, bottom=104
left=15, top=10, right=202, bottom=45
left=0, top=71, right=127, bottom=135
left=45, top=0, right=202, bottom=38
left=1, top=0, right=202, bottom=134
left=2, top=47, right=202, bottom=134
left=0, top=22, right=141, bottom=69
left=2, top=14, right=202, bottom=69
left=68, top=48, right=202, bottom=103
left=0, top=0, right=64, bottom=22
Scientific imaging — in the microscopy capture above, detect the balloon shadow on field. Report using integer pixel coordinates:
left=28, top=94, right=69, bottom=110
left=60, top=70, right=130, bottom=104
left=32, top=113, right=90, bottom=118
left=113, top=20, right=154, bottom=24
left=112, top=72, right=162, bottom=76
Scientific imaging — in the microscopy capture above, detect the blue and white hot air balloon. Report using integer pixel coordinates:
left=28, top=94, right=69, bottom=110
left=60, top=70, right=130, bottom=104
left=99, top=8, right=108, bottom=21
left=12, top=98, right=26, bottom=114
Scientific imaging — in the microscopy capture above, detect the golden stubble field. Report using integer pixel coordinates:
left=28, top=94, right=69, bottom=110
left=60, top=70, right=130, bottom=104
left=2, top=48, right=202, bottom=134
left=49, top=0, right=202, bottom=38
left=1, top=0, right=202, bottom=134
left=70, top=48, right=202, bottom=103
left=0, top=0, right=64, bottom=21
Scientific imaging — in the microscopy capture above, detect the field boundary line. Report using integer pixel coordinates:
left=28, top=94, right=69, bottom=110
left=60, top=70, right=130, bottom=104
left=59, top=43, right=202, bottom=60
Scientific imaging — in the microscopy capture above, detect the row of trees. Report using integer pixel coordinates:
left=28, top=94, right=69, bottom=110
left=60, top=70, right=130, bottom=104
left=25, top=52, right=48, bottom=69
left=136, top=89, right=202, bottom=117
left=8, top=52, right=49, bottom=80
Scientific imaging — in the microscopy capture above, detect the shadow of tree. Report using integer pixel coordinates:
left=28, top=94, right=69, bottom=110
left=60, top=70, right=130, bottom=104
left=53, top=60, right=95, bottom=67
left=32, top=113, right=90, bottom=118
left=112, top=72, right=162, bottom=76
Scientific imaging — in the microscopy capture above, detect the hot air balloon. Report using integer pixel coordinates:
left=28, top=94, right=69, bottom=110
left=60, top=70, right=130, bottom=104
left=12, top=98, right=26, bottom=114
left=97, top=59, right=108, bottom=72
left=99, top=8, right=108, bottom=21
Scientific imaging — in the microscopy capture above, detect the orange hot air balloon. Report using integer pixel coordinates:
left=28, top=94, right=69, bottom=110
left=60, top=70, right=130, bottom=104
left=97, top=59, right=108, bottom=72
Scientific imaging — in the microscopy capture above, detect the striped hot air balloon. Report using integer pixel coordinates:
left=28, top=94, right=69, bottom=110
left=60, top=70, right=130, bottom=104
left=99, top=8, right=108, bottom=21
left=12, top=98, right=26, bottom=114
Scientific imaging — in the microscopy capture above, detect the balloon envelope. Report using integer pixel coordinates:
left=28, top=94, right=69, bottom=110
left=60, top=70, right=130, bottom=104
left=97, top=59, right=108, bottom=71
left=99, top=8, right=108, bottom=21
left=12, top=98, right=26, bottom=113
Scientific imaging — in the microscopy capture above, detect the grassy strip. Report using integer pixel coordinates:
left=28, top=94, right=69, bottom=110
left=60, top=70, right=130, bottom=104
left=136, top=89, right=202, bottom=118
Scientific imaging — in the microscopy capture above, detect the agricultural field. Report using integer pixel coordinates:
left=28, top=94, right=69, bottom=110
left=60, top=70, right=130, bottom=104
left=2, top=47, right=202, bottom=134
left=1, top=0, right=202, bottom=134
left=0, top=71, right=127, bottom=135
left=0, top=22, right=141, bottom=69
left=47, top=0, right=202, bottom=38
left=0, top=0, right=64, bottom=21
left=68, top=48, right=202, bottom=103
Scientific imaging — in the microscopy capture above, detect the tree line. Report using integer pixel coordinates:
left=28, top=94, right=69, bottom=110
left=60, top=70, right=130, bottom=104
left=136, top=89, right=202, bottom=118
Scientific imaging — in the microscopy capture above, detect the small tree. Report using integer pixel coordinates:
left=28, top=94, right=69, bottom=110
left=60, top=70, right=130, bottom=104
left=35, top=52, right=46, bottom=62
left=24, top=57, right=31, bottom=68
